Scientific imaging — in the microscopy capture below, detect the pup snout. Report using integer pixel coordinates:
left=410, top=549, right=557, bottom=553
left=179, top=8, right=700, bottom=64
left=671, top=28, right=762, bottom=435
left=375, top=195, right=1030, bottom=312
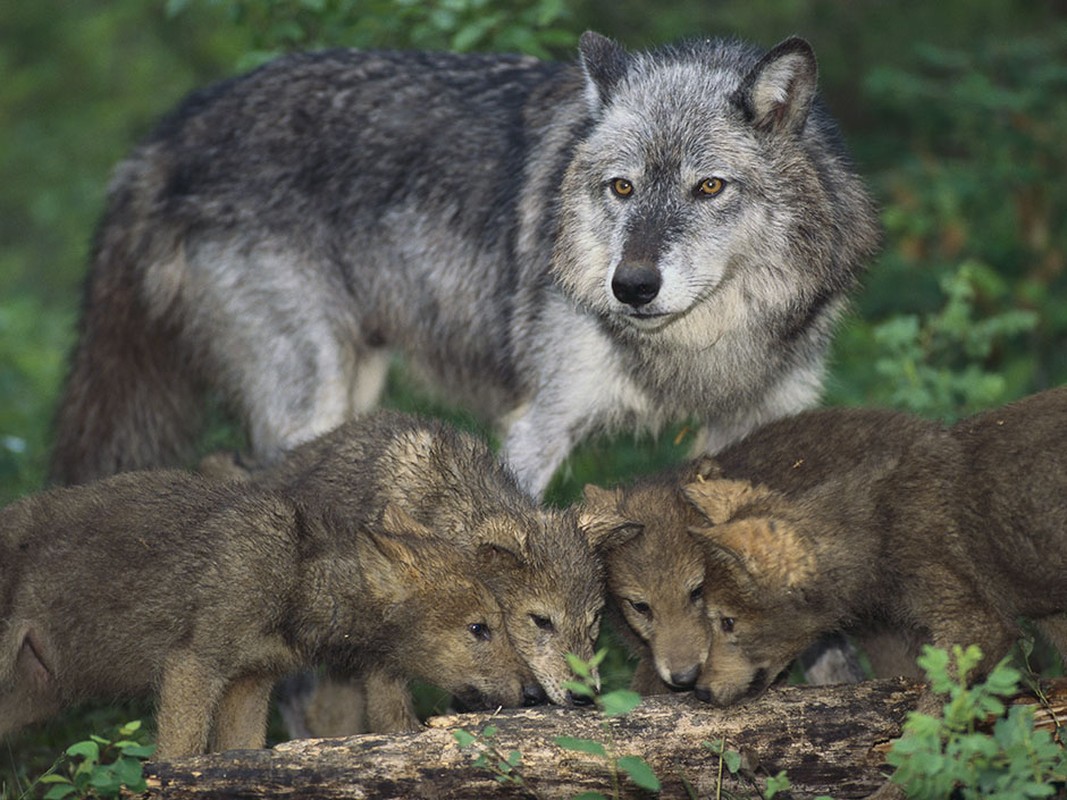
left=668, top=664, right=700, bottom=689
left=523, top=682, right=548, bottom=706
left=566, top=688, right=595, bottom=707
left=612, top=263, right=661, bottom=307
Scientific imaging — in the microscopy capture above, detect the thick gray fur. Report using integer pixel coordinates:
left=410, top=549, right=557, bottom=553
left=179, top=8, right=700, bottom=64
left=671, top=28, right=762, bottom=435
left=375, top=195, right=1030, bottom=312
left=50, top=32, right=879, bottom=497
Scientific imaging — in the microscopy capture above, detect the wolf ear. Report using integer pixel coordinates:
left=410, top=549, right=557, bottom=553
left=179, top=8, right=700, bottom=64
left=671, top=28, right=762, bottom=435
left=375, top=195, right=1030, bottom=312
left=691, top=517, right=814, bottom=589
left=578, top=484, right=644, bottom=551
left=682, top=478, right=777, bottom=525
left=379, top=503, right=434, bottom=538
left=579, top=31, right=629, bottom=112
left=689, top=455, right=723, bottom=482
left=473, top=515, right=531, bottom=561
left=359, top=519, right=424, bottom=601
left=735, top=36, right=817, bottom=135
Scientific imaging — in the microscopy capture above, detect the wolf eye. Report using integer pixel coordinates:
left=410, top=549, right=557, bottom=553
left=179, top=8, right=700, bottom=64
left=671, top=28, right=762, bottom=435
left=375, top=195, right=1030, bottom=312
left=689, top=585, right=704, bottom=603
left=628, top=599, right=652, bottom=618
left=530, top=614, right=555, bottom=632
left=468, top=622, right=492, bottom=641
left=720, top=617, right=735, bottom=634
left=696, top=177, right=726, bottom=197
left=610, top=178, right=634, bottom=198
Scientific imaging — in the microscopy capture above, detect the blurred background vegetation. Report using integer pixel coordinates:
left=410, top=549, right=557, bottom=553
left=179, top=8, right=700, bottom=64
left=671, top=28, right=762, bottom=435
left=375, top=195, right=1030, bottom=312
left=2, top=0, right=1066, bottom=794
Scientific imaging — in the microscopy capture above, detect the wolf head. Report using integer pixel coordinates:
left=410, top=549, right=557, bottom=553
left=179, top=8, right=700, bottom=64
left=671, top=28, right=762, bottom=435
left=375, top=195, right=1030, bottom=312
left=681, top=478, right=828, bottom=706
left=554, top=32, right=877, bottom=338
left=357, top=506, right=536, bottom=711
left=583, top=481, right=710, bottom=690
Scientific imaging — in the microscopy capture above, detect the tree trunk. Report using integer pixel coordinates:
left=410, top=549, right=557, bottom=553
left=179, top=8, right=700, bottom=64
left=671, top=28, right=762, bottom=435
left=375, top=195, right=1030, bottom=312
left=143, top=678, right=1066, bottom=799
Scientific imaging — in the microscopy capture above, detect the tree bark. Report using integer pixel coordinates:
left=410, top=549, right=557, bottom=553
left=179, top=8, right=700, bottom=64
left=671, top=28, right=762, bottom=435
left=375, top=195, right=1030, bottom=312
left=143, top=678, right=1066, bottom=799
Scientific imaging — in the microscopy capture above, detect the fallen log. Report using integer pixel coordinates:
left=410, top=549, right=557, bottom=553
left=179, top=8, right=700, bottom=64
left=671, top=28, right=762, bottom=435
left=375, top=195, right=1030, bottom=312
left=143, top=678, right=1066, bottom=799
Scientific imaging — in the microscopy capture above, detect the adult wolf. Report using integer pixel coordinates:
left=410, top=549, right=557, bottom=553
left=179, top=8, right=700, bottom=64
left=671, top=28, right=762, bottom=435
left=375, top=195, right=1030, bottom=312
left=51, top=32, right=879, bottom=497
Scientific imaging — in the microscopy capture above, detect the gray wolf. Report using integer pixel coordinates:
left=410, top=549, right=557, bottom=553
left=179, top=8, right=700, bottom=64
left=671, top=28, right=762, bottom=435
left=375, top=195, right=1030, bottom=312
left=580, top=464, right=714, bottom=695
left=0, top=470, right=534, bottom=756
left=680, top=386, right=1067, bottom=710
left=217, top=410, right=633, bottom=730
left=49, top=31, right=879, bottom=498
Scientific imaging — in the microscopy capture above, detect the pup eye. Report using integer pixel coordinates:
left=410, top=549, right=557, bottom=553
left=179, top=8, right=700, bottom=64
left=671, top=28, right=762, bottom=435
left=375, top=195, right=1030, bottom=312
left=696, top=177, right=726, bottom=197
left=530, top=614, right=555, bottom=632
left=610, top=177, right=634, bottom=198
left=720, top=617, right=735, bottom=634
left=468, top=622, right=492, bottom=641
left=628, top=599, right=652, bottom=617
left=689, top=585, right=704, bottom=603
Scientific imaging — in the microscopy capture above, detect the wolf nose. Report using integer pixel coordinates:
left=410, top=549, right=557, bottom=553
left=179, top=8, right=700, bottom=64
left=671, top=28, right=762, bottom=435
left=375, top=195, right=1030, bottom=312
left=523, top=683, right=548, bottom=706
left=669, top=665, right=700, bottom=688
left=694, top=686, right=712, bottom=704
left=612, top=263, right=661, bottom=307
left=566, top=689, right=595, bottom=707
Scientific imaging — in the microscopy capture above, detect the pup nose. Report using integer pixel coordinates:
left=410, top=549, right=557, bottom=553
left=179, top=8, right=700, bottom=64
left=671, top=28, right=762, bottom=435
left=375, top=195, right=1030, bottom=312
left=612, top=263, right=661, bottom=307
left=566, top=689, right=595, bottom=707
left=694, top=686, right=712, bottom=704
left=523, top=683, right=548, bottom=706
left=669, top=664, right=700, bottom=688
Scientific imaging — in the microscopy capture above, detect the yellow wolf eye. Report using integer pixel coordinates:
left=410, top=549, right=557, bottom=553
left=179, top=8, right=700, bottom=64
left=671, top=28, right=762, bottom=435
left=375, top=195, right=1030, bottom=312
left=610, top=178, right=634, bottom=197
left=697, top=177, right=726, bottom=197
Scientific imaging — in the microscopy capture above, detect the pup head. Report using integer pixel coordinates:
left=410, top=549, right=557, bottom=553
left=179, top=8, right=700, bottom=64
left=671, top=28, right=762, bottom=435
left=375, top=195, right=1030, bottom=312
left=554, top=33, right=870, bottom=336
left=583, top=481, right=710, bottom=690
left=359, top=506, right=536, bottom=711
left=682, top=479, right=825, bottom=706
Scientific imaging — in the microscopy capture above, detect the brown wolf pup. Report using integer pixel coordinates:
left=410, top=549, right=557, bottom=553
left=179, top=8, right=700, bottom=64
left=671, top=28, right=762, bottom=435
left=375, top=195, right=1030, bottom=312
left=681, top=387, right=1067, bottom=711
left=236, top=411, right=633, bottom=731
left=580, top=463, right=715, bottom=695
left=0, top=470, right=533, bottom=756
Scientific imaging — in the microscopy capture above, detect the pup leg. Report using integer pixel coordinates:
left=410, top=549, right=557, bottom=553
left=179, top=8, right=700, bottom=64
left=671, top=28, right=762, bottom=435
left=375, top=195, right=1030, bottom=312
left=303, top=674, right=366, bottom=737
left=155, top=652, right=225, bottom=758
left=364, top=669, right=421, bottom=733
left=210, top=674, right=273, bottom=752
left=629, top=658, right=671, bottom=695
left=1035, top=614, right=1067, bottom=668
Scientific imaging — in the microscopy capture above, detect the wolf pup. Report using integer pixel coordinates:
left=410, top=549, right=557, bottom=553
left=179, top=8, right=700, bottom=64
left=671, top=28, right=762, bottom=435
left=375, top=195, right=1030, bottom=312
left=0, top=471, right=534, bottom=756
left=50, top=32, right=879, bottom=498
left=579, top=462, right=716, bottom=696
left=680, top=387, right=1067, bottom=711
left=244, top=410, right=634, bottom=730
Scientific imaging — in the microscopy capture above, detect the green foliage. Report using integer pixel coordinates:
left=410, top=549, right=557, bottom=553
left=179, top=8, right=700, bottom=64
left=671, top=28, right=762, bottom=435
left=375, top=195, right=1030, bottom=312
left=886, top=645, right=1067, bottom=798
left=864, top=261, right=1038, bottom=420
left=703, top=738, right=799, bottom=800
left=167, top=0, right=575, bottom=68
left=452, top=725, right=536, bottom=794
left=25, top=721, right=154, bottom=800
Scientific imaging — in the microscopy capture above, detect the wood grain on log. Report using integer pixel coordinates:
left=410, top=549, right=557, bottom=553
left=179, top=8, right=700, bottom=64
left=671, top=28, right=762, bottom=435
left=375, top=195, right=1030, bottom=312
left=143, top=678, right=1066, bottom=799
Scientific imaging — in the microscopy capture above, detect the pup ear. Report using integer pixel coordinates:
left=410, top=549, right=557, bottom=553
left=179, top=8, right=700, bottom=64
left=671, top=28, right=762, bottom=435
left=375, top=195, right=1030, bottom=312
left=682, top=478, right=776, bottom=525
left=359, top=520, right=424, bottom=601
left=379, top=503, right=434, bottom=539
left=473, top=515, right=531, bottom=564
left=579, top=31, right=629, bottom=112
left=735, top=36, right=817, bottom=135
left=689, top=455, right=722, bottom=482
left=577, top=484, right=645, bottom=551
left=691, top=517, right=814, bottom=589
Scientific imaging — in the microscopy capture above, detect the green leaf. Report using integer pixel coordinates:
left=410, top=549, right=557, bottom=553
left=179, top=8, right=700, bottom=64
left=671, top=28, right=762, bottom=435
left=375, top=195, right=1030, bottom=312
left=722, top=748, right=742, bottom=774
left=598, top=689, right=641, bottom=717
left=555, top=736, right=607, bottom=757
left=42, top=786, right=78, bottom=800
left=572, top=793, right=609, bottom=800
left=118, top=720, right=143, bottom=736
left=616, top=755, right=661, bottom=791
left=562, top=679, right=595, bottom=698
left=119, top=743, right=156, bottom=759
left=506, top=750, right=522, bottom=767
left=37, top=775, right=74, bottom=785
left=764, top=772, right=791, bottom=798
left=452, top=729, right=477, bottom=748
left=565, top=652, right=592, bottom=679
left=114, top=756, right=148, bottom=789
left=65, top=740, right=100, bottom=762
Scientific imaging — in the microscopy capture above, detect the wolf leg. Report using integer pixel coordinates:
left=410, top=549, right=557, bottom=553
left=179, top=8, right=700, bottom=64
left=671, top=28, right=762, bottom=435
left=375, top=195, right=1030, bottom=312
left=209, top=673, right=273, bottom=752
left=156, top=652, right=226, bottom=758
left=1035, top=613, right=1067, bottom=667
left=364, top=669, right=421, bottom=733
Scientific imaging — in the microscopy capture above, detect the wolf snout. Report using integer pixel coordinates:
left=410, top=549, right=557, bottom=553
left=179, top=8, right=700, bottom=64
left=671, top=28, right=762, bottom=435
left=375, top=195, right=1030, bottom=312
left=611, top=263, right=661, bottom=307
left=566, top=688, right=596, bottom=706
left=523, top=682, right=548, bottom=706
left=667, top=664, right=700, bottom=689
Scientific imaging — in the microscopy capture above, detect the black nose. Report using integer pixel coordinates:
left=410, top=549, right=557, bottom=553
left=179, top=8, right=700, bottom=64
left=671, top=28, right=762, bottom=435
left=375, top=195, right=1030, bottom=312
left=566, top=689, right=595, bottom=707
left=611, top=263, right=661, bottom=307
left=694, top=686, right=712, bottom=704
left=523, top=683, right=548, bottom=706
left=669, top=664, right=700, bottom=688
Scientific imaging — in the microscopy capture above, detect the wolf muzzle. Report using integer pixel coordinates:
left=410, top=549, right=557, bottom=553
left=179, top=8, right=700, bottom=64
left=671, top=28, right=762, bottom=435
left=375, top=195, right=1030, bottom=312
left=611, top=263, right=661, bottom=307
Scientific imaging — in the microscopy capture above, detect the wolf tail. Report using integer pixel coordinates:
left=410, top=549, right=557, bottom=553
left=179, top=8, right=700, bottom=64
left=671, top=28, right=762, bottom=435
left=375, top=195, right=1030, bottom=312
left=49, top=165, right=205, bottom=486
